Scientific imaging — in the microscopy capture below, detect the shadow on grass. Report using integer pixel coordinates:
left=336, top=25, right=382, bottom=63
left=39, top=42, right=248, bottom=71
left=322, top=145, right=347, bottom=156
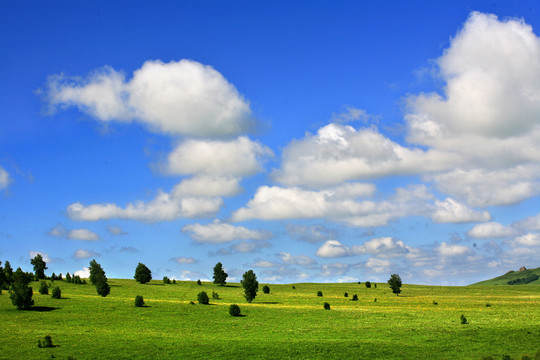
left=232, top=314, right=247, bottom=317
left=26, top=306, right=60, bottom=312
left=147, top=284, right=165, bottom=286
left=222, top=285, right=241, bottom=288
left=259, top=302, right=280, bottom=305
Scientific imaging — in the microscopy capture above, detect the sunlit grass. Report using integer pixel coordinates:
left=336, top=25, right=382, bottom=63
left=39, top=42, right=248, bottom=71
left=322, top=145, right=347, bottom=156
left=0, top=279, right=539, bottom=359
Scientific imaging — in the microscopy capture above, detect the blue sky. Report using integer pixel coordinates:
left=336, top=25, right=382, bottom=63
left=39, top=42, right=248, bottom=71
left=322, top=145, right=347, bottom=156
left=2, top=1, right=540, bottom=285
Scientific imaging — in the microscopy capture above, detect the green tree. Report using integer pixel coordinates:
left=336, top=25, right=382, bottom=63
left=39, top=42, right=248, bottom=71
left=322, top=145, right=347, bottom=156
left=135, top=295, right=144, bottom=307
left=134, top=263, right=152, bottom=284
left=0, top=261, right=7, bottom=289
left=365, top=281, right=371, bottom=288
left=51, top=286, right=61, bottom=299
left=96, top=278, right=110, bottom=297
left=89, top=259, right=106, bottom=285
left=162, top=276, right=171, bottom=284
left=262, top=285, right=270, bottom=294
left=30, top=253, right=47, bottom=280
left=213, top=262, right=228, bottom=286
left=39, top=281, right=49, bottom=295
left=229, top=304, right=241, bottom=317
left=198, top=291, right=209, bottom=305
left=65, top=272, right=72, bottom=283
left=387, top=273, right=402, bottom=296
left=9, top=268, right=34, bottom=309
left=241, top=270, right=258, bottom=303
left=4, top=260, right=13, bottom=286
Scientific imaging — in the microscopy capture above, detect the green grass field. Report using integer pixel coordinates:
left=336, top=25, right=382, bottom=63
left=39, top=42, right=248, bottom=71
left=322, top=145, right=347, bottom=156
left=1, top=279, right=539, bottom=359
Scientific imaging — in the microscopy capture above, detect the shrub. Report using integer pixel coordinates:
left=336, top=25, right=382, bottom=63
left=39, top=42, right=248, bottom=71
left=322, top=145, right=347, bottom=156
left=323, top=302, right=330, bottom=310
left=365, top=281, right=371, bottom=288
left=51, top=286, right=61, bottom=299
left=37, top=335, right=54, bottom=348
left=39, top=281, right=49, bottom=295
left=263, top=285, right=270, bottom=294
left=433, top=300, right=438, bottom=305
left=344, top=292, right=348, bottom=297
left=163, top=276, right=171, bottom=284
left=172, top=279, right=176, bottom=284
left=229, top=304, right=241, bottom=317
left=96, top=279, right=110, bottom=297
left=460, top=314, right=468, bottom=324
left=485, top=303, right=491, bottom=307
left=212, top=291, right=219, bottom=300
left=198, top=291, right=209, bottom=305
left=135, top=295, right=144, bottom=307
left=197, top=279, right=202, bottom=286
left=292, top=286, right=296, bottom=289
left=317, top=290, right=323, bottom=297
left=374, top=298, right=377, bottom=302
left=9, top=272, right=34, bottom=309
left=351, top=294, right=358, bottom=301
left=374, top=283, right=377, bottom=288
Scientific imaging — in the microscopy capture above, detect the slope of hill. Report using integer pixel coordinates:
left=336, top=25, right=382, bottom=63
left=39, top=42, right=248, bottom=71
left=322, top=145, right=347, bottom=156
left=471, top=266, right=540, bottom=286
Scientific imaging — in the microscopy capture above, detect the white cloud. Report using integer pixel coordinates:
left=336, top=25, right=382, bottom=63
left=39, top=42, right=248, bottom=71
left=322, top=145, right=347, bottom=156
left=365, top=258, right=392, bottom=273
left=278, top=252, right=316, bottom=266
left=172, top=176, right=241, bottom=198
left=46, top=59, right=253, bottom=137
left=176, top=270, right=210, bottom=282
left=48, top=224, right=68, bottom=237
left=352, top=237, right=411, bottom=258
left=316, top=240, right=351, bottom=258
left=467, top=222, right=516, bottom=238
left=229, top=240, right=271, bottom=253
left=320, top=262, right=350, bottom=277
left=0, top=166, right=11, bottom=190
left=431, top=198, right=491, bottom=223
left=74, top=249, right=97, bottom=259
left=68, top=191, right=223, bottom=222
left=286, top=224, right=337, bottom=243
left=252, top=259, right=279, bottom=268
left=513, top=233, right=540, bottom=247
left=69, top=229, right=100, bottom=241
left=182, top=220, right=272, bottom=244
left=513, top=213, right=540, bottom=231
left=172, top=257, right=197, bottom=264
left=166, top=137, right=272, bottom=177
left=74, top=267, right=90, bottom=278
left=28, top=251, right=51, bottom=263
left=436, top=242, right=472, bottom=257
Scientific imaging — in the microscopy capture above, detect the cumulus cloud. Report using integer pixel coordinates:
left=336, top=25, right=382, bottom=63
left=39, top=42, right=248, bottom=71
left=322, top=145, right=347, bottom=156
left=467, top=222, right=516, bottom=238
left=365, top=258, right=392, bottom=273
left=278, top=252, right=317, bottom=266
left=69, top=229, right=100, bottom=241
left=513, top=213, right=540, bottom=231
left=182, top=220, right=272, bottom=244
left=316, top=240, right=352, bottom=258
left=0, top=166, right=11, bottom=190
left=512, top=233, right=540, bottom=247
left=166, top=137, right=272, bottom=177
left=74, top=249, right=98, bottom=259
left=172, top=176, right=242, bottom=198
left=67, top=191, right=223, bottom=222
left=229, top=240, right=271, bottom=253
left=431, top=198, right=491, bottom=223
left=46, top=59, right=253, bottom=137
left=316, top=237, right=411, bottom=259
left=172, top=257, right=197, bottom=264
left=74, top=267, right=90, bottom=278
left=436, top=242, right=472, bottom=257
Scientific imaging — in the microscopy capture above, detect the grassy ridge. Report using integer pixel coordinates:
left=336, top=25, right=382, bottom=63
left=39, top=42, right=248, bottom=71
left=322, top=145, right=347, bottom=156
left=471, top=267, right=540, bottom=286
left=1, top=279, right=539, bottom=359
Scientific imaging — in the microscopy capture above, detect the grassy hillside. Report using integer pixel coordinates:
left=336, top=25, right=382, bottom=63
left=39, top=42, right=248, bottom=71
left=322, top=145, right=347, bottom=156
left=1, top=279, right=540, bottom=359
left=471, top=267, right=540, bottom=286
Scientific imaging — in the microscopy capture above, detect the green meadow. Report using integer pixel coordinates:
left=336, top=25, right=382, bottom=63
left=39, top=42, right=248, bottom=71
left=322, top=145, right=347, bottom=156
left=1, top=279, right=539, bottom=359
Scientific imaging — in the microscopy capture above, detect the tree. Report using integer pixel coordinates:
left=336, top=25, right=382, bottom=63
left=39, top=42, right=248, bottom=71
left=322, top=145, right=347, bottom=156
left=387, top=274, right=402, bottom=296
left=365, top=281, right=371, bottom=288
left=198, top=291, right=209, bottom=305
left=89, top=259, right=105, bottom=285
left=95, top=278, right=110, bottom=297
left=51, top=286, right=61, bottom=299
left=39, top=281, right=49, bottom=295
left=65, top=272, right=72, bottom=283
left=30, top=253, right=47, bottom=280
left=241, top=270, right=258, bottom=303
left=262, top=285, right=270, bottom=294
left=9, top=268, right=34, bottom=309
left=4, top=260, right=13, bottom=286
left=0, top=261, right=7, bottom=290
left=134, top=263, right=152, bottom=284
left=162, top=276, right=171, bottom=284
left=213, top=262, right=228, bottom=286
left=135, top=295, right=145, bottom=307
left=229, top=304, right=241, bottom=317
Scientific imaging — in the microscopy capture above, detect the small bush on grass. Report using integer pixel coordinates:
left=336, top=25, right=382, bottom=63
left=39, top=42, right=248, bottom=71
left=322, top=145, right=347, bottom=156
left=323, top=302, right=330, bottom=310
left=317, top=290, right=323, bottom=297
left=51, top=286, right=61, bottom=299
left=263, top=285, right=270, bottom=294
left=374, top=298, right=377, bottom=302
left=37, top=335, right=54, bottom=348
left=344, top=292, right=348, bottom=297
left=135, top=295, right=144, bottom=307
left=365, top=281, right=371, bottom=288
left=172, top=279, right=176, bottom=284
left=163, top=276, right=171, bottom=284
left=433, top=300, right=438, bottom=305
left=485, top=303, right=491, bottom=307
left=460, top=314, right=468, bottom=324
left=229, top=304, right=241, bottom=317
left=39, top=281, right=49, bottom=295
left=197, top=279, right=202, bottom=286
left=351, top=294, right=358, bottom=301
left=198, top=291, right=209, bottom=305
left=212, top=291, right=220, bottom=300
left=292, top=286, right=296, bottom=289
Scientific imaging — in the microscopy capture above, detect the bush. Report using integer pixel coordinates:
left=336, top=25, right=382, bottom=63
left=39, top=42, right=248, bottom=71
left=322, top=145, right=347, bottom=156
left=460, top=314, right=468, bottom=324
left=39, top=281, right=49, bottom=295
left=485, top=303, right=491, bottom=307
left=344, top=292, right=348, bottom=297
left=10, top=275, right=34, bottom=309
left=292, top=286, right=296, bottom=289
left=374, top=298, right=377, bottom=302
left=172, top=279, right=176, bottom=284
left=163, top=276, right=171, bottom=284
left=351, top=294, right=358, bottom=301
left=262, top=285, right=270, bottom=294
left=197, top=279, right=202, bottom=286
left=323, top=302, right=330, bottom=310
left=198, top=291, right=209, bottom=305
left=229, top=304, right=241, bottom=317
left=135, top=295, right=144, bottom=307
left=433, top=300, right=438, bottom=305
left=317, top=290, right=323, bottom=297
left=37, top=335, right=54, bottom=348
left=189, top=301, right=195, bottom=305
left=51, top=286, right=61, bottom=299
left=365, top=281, right=371, bottom=288
left=212, top=291, right=219, bottom=300
left=96, top=279, right=110, bottom=297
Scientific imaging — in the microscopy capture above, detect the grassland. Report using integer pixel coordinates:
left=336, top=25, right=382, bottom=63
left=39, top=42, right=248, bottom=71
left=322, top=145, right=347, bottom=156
left=471, top=267, right=540, bottom=286
left=1, top=279, right=539, bottom=359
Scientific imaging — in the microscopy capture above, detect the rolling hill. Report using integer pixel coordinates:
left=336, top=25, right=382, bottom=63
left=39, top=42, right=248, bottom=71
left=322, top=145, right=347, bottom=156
left=471, top=266, right=540, bottom=286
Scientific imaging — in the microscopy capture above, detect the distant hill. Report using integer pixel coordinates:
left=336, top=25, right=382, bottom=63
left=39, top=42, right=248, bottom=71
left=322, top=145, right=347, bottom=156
left=471, top=266, right=540, bottom=286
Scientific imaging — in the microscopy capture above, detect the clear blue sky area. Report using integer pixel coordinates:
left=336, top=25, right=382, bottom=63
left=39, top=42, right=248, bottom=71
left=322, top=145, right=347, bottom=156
left=2, top=1, right=540, bottom=285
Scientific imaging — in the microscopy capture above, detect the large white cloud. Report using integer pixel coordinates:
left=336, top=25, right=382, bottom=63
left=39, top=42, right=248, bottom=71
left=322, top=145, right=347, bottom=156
left=172, top=176, right=242, bottom=198
left=467, top=222, right=517, bottom=239
left=46, top=59, right=253, bottom=137
left=316, top=237, right=411, bottom=259
left=182, top=220, right=272, bottom=244
left=431, top=198, right=491, bottom=223
left=0, top=166, right=10, bottom=190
